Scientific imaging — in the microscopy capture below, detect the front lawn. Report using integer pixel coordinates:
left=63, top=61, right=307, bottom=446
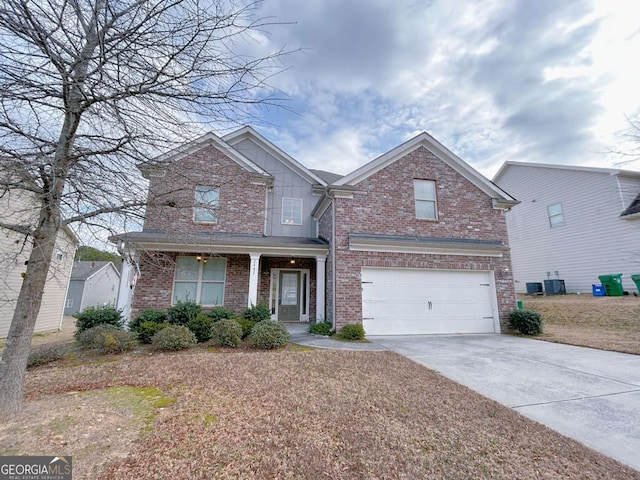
left=522, top=294, right=640, bottom=355
left=3, top=349, right=638, bottom=479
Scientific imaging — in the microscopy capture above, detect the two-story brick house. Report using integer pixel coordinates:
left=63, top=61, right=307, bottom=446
left=113, top=127, right=518, bottom=334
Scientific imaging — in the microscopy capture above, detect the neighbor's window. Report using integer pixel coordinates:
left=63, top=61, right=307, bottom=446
left=173, top=256, right=226, bottom=306
left=414, top=179, right=437, bottom=219
left=282, top=197, right=303, bottom=225
left=194, top=186, right=219, bottom=223
left=547, top=202, right=565, bottom=228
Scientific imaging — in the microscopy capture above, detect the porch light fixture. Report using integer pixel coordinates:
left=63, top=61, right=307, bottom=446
left=290, top=258, right=296, bottom=265
left=195, top=255, right=202, bottom=261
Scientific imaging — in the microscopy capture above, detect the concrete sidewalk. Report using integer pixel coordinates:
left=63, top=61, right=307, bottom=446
left=369, top=334, right=640, bottom=472
left=285, top=323, right=386, bottom=351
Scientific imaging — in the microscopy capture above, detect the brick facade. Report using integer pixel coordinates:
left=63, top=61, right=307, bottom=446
left=144, top=144, right=266, bottom=235
left=126, top=132, right=516, bottom=332
left=331, top=146, right=516, bottom=330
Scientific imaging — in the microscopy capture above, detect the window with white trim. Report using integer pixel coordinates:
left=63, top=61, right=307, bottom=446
left=282, top=197, right=303, bottom=225
left=194, top=186, right=219, bottom=223
left=414, top=179, right=437, bottom=219
left=547, top=202, right=565, bottom=228
left=173, top=256, right=226, bottom=305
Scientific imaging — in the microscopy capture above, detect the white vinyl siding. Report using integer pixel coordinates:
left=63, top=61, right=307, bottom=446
left=414, top=180, right=437, bottom=219
left=173, top=256, right=226, bottom=306
left=496, top=165, right=640, bottom=294
left=194, top=186, right=219, bottom=223
left=282, top=197, right=303, bottom=225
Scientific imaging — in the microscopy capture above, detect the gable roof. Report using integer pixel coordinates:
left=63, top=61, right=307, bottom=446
left=222, top=126, right=327, bottom=186
left=71, top=261, right=119, bottom=281
left=621, top=192, right=640, bottom=217
left=139, top=131, right=272, bottom=181
left=493, top=161, right=640, bottom=183
left=334, top=132, right=517, bottom=208
left=310, top=169, right=343, bottom=184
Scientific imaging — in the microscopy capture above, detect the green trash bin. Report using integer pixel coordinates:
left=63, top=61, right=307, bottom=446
left=631, top=274, right=640, bottom=293
left=598, top=274, right=624, bottom=296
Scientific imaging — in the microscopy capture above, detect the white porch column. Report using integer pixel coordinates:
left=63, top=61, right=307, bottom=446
left=248, top=253, right=261, bottom=307
left=315, top=255, right=326, bottom=321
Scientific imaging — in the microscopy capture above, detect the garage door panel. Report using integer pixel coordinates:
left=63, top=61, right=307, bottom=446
left=361, top=268, right=498, bottom=335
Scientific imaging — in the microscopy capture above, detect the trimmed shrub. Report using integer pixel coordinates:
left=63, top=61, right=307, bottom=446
left=339, top=323, right=365, bottom=340
left=27, top=343, right=72, bottom=367
left=210, top=318, right=242, bottom=347
left=248, top=321, right=290, bottom=349
left=508, top=309, right=543, bottom=335
left=166, top=301, right=201, bottom=326
left=235, top=318, right=256, bottom=339
left=128, top=309, right=167, bottom=332
left=76, top=324, right=137, bottom=353
left=309, top=321, right=333, bottom=336
left=136, top=320, right=168, bottom=344
left=187, top=313, right=216, bottom=343
left=206, top=306, right=236, bottom=322
left=74, top=305, right=123, bottom=336
left=152, top=325, right=196, bottom=351
left=242, top=304, right=271, bottom=322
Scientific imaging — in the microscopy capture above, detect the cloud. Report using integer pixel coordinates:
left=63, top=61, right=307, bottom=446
left=249, top=0, right=634, bottom=177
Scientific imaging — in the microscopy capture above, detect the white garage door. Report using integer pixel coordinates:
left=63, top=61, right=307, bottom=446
left=361, top=268, right=498, bottom=335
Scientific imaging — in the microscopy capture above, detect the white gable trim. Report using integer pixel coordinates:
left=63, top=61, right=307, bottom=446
left=223, top=126, right=327, bottom=186
left=335, top=132, right=517, bottom=207
left=493, top=161, right=640, bottom=183
left=141, top=132, right=271, bottom=178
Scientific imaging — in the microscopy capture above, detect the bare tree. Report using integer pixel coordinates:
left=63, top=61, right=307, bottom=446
left=0, top=0, right=286, bottom=413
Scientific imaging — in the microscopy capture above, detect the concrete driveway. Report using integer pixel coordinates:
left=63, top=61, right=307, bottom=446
left=369, top=334, right=640, bottom=472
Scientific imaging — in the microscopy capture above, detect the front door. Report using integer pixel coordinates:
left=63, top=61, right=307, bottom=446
left=279, top=271, right=300, bottom=321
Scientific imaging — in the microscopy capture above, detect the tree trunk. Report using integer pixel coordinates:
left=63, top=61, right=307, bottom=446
left=0, top=217, right=59, bottom=414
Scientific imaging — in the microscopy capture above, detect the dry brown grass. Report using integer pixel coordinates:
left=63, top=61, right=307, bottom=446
left=2, top=349, right=638, bottom=479
left=522, top=295, right=640, bottom=354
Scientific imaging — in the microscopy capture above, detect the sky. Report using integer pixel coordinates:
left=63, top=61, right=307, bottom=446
left=242, top=0, right=640, bottom=179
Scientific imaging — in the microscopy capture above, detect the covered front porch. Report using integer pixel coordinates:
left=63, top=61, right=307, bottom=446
left=112, top=231, right=329, bottom=323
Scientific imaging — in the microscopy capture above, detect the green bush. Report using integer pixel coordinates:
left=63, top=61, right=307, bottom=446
left=241, top=304, right=271, bottom=322
left=135, top=321, right=168, bottom=344
left=27, top=343, right=72, bottom=367
left=74, top=305, right=123, bottom=336
left=152, top=325, right=196, bottom=351
left=508, top=309, right=543, bottom=335
left=235, top=317, right=256, bottom=339
left=248, top=321, right=290, bottom=349
left=339, top=323, right=365, bottom=340
left=128, top=309, right=167, bottom=331
left=309, top=321, right=333, bottom=336
left=210, top=318, right=243, bottom=347
left=76, top=324, right=138, bottom=353
left=206, top=306, right=236, bottom=321
left=187, top=313, right=216, bottom=343
left=167, top=301, right=201, bottom=326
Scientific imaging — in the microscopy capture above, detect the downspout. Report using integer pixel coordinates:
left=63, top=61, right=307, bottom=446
left=615, top=176, right=626, bottom=211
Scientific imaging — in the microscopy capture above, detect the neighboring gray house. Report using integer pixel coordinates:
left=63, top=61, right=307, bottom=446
left=64, top=261, right=120, bottom=315
left=493, top=162, right=640, bottom=294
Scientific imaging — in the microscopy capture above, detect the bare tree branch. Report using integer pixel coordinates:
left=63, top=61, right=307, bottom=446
left=0, top=0, right=290, bottom=413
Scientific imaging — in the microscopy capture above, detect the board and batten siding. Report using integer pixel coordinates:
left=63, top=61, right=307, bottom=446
left=230, top=138, right=319, bottom=238
left=496, top=164, right=640, bottom=294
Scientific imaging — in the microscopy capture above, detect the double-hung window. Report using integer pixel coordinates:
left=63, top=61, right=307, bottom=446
left=414, top=179, right=437, bottom=220
left=173, top=256, right=226, bottom=306
left=194, top=186, right=219, bottom=223
left=282, top=197, right=303, bottom=225
left=547, top=202, right=565, bottom=228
